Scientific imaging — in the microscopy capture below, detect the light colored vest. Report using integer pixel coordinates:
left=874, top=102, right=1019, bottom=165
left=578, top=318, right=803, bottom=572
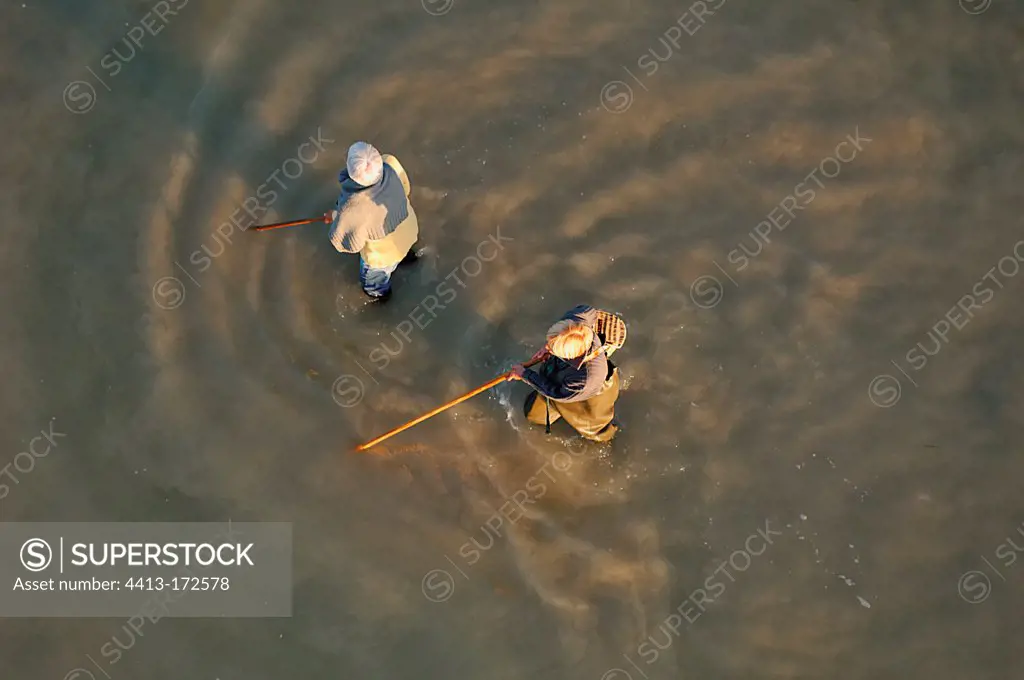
left=360, top=155, right=418, bottom=269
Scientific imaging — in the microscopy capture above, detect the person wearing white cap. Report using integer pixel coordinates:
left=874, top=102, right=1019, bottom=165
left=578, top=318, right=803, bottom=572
left=328, top=141, right=418, bottom=301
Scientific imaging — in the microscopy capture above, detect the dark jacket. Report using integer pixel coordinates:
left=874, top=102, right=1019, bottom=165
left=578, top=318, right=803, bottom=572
left=522, top=305, right=610, bottom=402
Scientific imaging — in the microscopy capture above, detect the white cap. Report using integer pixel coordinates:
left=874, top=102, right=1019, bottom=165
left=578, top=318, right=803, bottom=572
left=346, top=141, right=383, bottom=186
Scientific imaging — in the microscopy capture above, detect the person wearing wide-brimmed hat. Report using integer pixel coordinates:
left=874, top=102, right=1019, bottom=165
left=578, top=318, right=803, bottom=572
left=509, top=304, right=621, bottom=442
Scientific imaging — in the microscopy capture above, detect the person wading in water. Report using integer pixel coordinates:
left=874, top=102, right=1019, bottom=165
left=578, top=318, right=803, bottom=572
left=509, top=304, right=621, bottom=442
left=328, top=141, right=418, bottom=302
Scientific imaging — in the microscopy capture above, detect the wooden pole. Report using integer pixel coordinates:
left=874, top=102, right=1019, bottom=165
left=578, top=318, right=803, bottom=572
left=354, top=373, right=511, bottom=452
left=250, top=214, right=328, bottom=232
left=354, top=357, right=545, bottom=453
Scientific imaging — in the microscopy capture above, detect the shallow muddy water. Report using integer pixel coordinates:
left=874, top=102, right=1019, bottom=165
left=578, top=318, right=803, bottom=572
left=2, top=0, right=1023, bottom=678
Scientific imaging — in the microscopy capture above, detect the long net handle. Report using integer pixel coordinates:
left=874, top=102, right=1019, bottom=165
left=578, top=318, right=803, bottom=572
left=354, top=357, right=543, bottom=453
left=354, top=373, right=509, bottom=452
left=250, top=215, right=327, bottom=232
